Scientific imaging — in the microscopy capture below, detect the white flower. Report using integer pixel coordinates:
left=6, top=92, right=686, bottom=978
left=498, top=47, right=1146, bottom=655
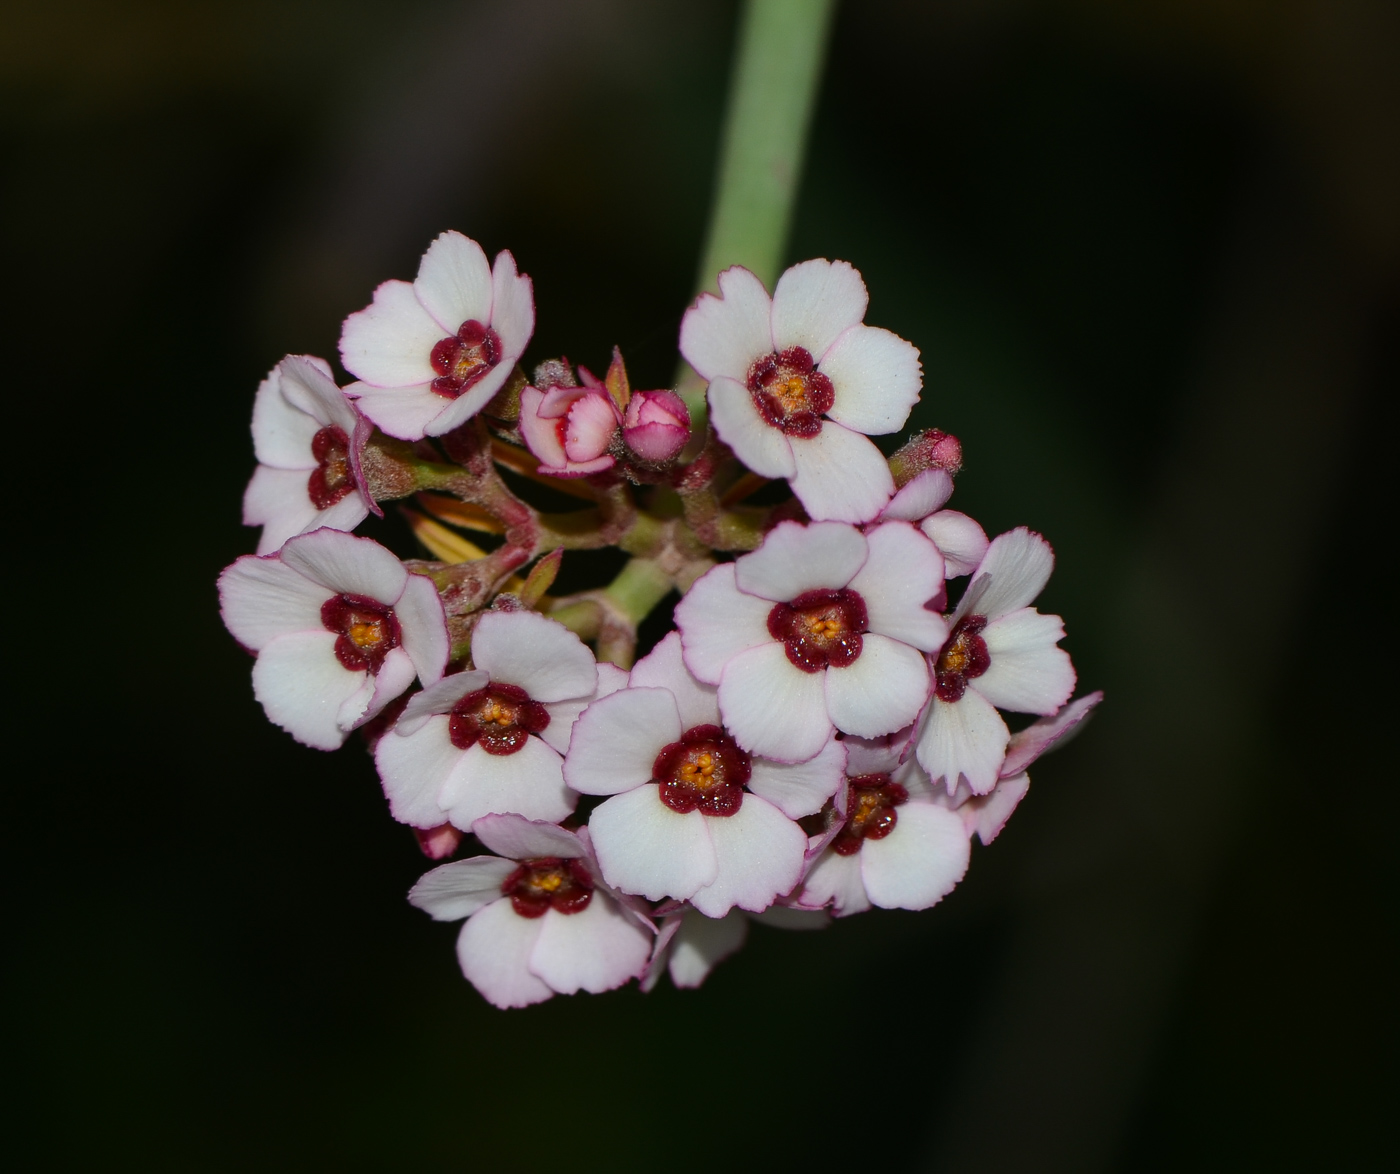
left=879, top=468, right=989, bottom=577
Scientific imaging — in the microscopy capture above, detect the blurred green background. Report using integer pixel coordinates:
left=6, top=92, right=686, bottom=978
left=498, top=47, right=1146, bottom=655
left=4, top=1, right=1396, bottom=1169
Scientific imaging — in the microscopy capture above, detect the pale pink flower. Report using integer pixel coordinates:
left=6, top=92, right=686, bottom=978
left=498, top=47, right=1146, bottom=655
left=218, top=528, right=448, bottom=750
left=339, top=231, right=534, bottom=441
left=562, top=633, right=841, bottom=917
left=518, top=380, right=621, bottom=477
left=642, top=905, right=827, bottom=991
left=797, top=735, right=970, bottom=917
left=879, top=468, right=989, bottom=577
left=679, top=259, right=921, bottom=523
left=409, top=814, right=652, bottom=1009
left=242, top=356, right=374, bottom=555
left=623, top=389, right=690, bottom=463
left=674, top=520, right=945, bottom=763
left=913, top=528, right=1077, bottom=795
left=376, top=610, right=628, bottom=830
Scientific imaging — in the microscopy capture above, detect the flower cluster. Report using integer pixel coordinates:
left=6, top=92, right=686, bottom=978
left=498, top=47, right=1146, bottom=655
left=219, top=231, right=1100, bottom=1007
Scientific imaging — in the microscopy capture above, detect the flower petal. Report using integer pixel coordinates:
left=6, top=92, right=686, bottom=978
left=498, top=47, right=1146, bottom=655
left=842, top=731, right=907, bottom=776
left=881, top=469, right=954, bottom=521
left=824, top=634, right=930, bottom=739
left=360, top=645, right=418, bottom=725
left=413, top=231, right=493, bottom=333
left=243, top=466, right=320, bottom=555
left=798, top=849, right=870, bottom=916
left=277, top=353, right=359, bottom=434
left=471, top=610, right=596, bottom=703
left=820, top=324, right=922, bottom=435
left=394, top=572, right=449, bottom=686
left=708, top=376, right=796, bottom=478
left=789, top=423, right=895, bottom=524
left=914, top=691, right=1010, bottom=796
left=562, top=688, right=683, bottom=795
left=397, top=669, right=490, bottom=734
left=219, top=554, right=332, bottom=650
left=922, top=510, right=989, bottom=578
left=345, top=382, right=447, bottom=443
left=628, top=631, right=720, bottom=731
left=563, top=393, right=621, bottom=462
left=457, top=897, right=553, bottom=1009
left=536, top=663, right=630, bottom=755
left=718, top=642, right=833, bottom=763
left=529, top=895, right=652, bottom=995
left=1000, top=691, right=1103, bottom=777
left=957, top=772, right=1031, bottom=844
left=472, top=812, right=585, bottom=860
left=735, top=519, right=868, bottom=600
left=488, top=249, right=535, bottom=359
left=438, top=739, right=574, bottom=828
left=588, top=785, right=718, bottom=901
left=957, top=527, right=1053, bottom=621
left=690, top=794, right=807, bottom=918
left=673, top=563, right=775, bottom=685
left=408, top=856, right=516, bottom=921
left=279, top=528, right=408, bottom=602
left=746, top=736, right=847, bottom=819
left=339, top=279, right=441, bottom=388
left=251, top=361, right=319, bottom=468
left=848, top=521, right=947, bottom=651
left=422, top=361, right=518, bottom=437
left=770, top=258, right=868, bottom=359
left=252, top=630, right=363, bottom=750
left=376, top=713, right=460, bottom=826
left=668, top=909, right=750, bottom=988
left=860, top=802, right=969, bottom=910
left=679, top=264, right=773, bottom=382
left=977, top=608, right=1076, bottom=715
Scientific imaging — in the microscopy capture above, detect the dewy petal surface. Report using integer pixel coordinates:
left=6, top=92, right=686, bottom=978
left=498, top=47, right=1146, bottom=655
left=409, top=856, right=517, bottom=921
left=377, top=714, right=460, bottom=827
left=562, top=688, right=682, bottom=796
left=689, top=795, right=807, bottom=918
left=976, top=608, right=1076, bottom=715
left=734, top=520, right=868, bottom=600
left=412, top=231, right=493, bottom=333
left=629, top=632, right=721, bottom=730
left=252, top=630, right=363, bottom=751
left=219, top=555, right=332, bottom=650
left=472, top=812, right=584, bottom=860
left=395, top=572, right=449, bottom=686
left=820, top=324, right=922, bottom=435
left=471, top=610, right=596, bottom=703
left=529, top=897, right=651, bottom=995
left=679, top=265, right=773, bottom=382
left=718, top=642, right=832, bottom=763
left=588, top=786, right=718, bottom=902
left=746, top=736, right=847, bottom=819
left=707, top=375, right=796, bottom=479
left=922, top=511, right=989, bottom=578
left=339, top=279, right=441, bottom=388
left=437, top=739, right=574, bottom=829
left=823, top=633, right=930, bottom=738
left=770, top=258, right=868, bottom=359
left=860, top=802, right=970, bottom=911
left=848, top=521, right=947, bottom=650
left=959, top=527, right=1054, bottom=621
left=788, top=423, right=895, bottom=524
left=673, top=564, right=775, bottom=685
left=279, top=529, right=408, bottom=602
left=915, top=690, right=1010, bottom=796
left=457, top=898, right=552, bottom=1009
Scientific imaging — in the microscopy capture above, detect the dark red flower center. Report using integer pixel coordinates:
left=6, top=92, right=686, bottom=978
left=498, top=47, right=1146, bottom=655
left=767, top=588, right=868, bottom=673
left=933, top=615, right=990, bottom=703
left=430, top=319, right=502, bottom=399
left=449, top=682, right=550, bottom=755
left=502, top=856, right=594, bottom=918
left=307, top=425, right=357, bottom=510
left=321, top=593, right=401, bottom=673
left=831, top=773, right=909, bottom=856
left=746, top=346, right=834, bottom=438
left=653, top=724, right=752, bottom=817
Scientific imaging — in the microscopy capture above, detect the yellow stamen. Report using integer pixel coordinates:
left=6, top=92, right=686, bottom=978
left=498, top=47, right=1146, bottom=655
left=348, top=620, right=383, bottom=648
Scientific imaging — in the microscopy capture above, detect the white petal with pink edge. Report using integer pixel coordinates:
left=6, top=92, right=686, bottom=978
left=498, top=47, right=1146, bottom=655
left=588, top=785, right=718, bottom=901
left=251, top=363, right=321, bottom=468
left=977, top=608, right=1076, bottom=715
left=471, top=610, right=596, bottom=703
left=673, top=563, right=775, bottom=685
left=339, top=279, right=441, bottom=388
left=278, top=354, right=359, bottom=436
left=346, top=383, right=447, bottom=442
left=820, top=324, right=922, bottom=435
left=708, top=376, right=796, bottom=478
left=667, top=909, right=749, bottom=988
left=423, top=363, right=518, bottom=437
left=957, top=527, right=1053, bottom=621
left=409, top=856, right=517, bottom=921
left=397, top=669, right=489, bottom=734
left=359, top=646, right=418, bottom=726
left=536, top=663, right=630, bottom=755
left=848, top=521, right=947, bottom=651
left=860, top=802, right=970, bottom=910
left=922, top=510, right=989, bottom=578
left=529, top=896, right=652, bottom=995
left=770, top=258, right=869, bottom=359
left=717, top=642, right=833, bottom=763
left=472, top=813, right=585, bottom=860
left=488, top=249, right=535, bottom=359
left=788, top=423, right=895, bottom=524
left=842, top=732, right=906, bottom=777
left=376, top=714, right=460, bottom=827
left=436, top=738, right=574, bottom=829
left=735, top=519, right=868, bottom=600
left=1000, top=691, right=1102, bottom=777
left=629, top=632, right=721, bottom=731
left=279, top=528, right=408, bottom=602
left=881, top=469, right=955, bottom=522
left=562, top=687, right=682, bottom=796
left=956, top=772, right=1031, bottom=844
left=243, top=466, right=321, bottom=554
left=252, top=630, right=363, bottom=751
left=219, top=555, right=332, bottom=649
left=746, top=736, right=847, bottom=819
left=395, top=572, right=449, bottom=686
left=412, top=231, right=493, bottom=333
left=457, top=898, right=553, bottom=1008
left=679, top=265, right=773, bottom=382
left=799, top=849, right=870, bottom=916
left=689, top=794, right=806, bottom=917
left=915, top=690, right=1010, bottom=796
left=823, top=634, right=930, bottom=738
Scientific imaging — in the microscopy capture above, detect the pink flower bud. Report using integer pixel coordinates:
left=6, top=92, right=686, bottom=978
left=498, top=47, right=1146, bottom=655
left=518, top=383, right=622, bottom=477
left=414, top=824, right=464, bottom=860
left=622, top=389, right=691, bottom=463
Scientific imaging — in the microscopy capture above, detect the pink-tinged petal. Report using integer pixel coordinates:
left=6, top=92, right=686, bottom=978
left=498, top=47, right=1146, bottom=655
left=1001, top=691, right=1103, bottom=777
left=219, top=555, right=332, bottom=650
left=668, top=909, right=749, bottom=988
left=408, top=856, right=517, bottom=920
left=891, top=753, right=937, bottom=802
left=563, top=393, right=621, bottom=462
left=346, top=382, right=445, bottom=443
left=824, top=634, right=930, bottom=738
left=422, top=361, right=518, bottom=438
left=536, top=663, right=630, bottom=755
left=842, top=732, right=907, bottom=776
left=360, top=645, right=418, bottom=725
left=770, top=258, right=868, bottom=359
left=679, top=264, right=774, bottom=382
left=746, top=736, right=847, bottom=819
left=279, top=528, right=407, bottom=602
left=457, top=898, right=552, bottom=1009
left=251, top=361, right=319, bottom=469
left=798, top=849, right=870, bottom=916
left=518, top=386, right=569, bottom=467
left=860, top=802, right=969, bottom=910
left=398, top=669, right=490, bottom=734
left=789, top=423, right=895, bottom=524
left=562, top=688, right=682, bottom=795
left=487, top=249, right=534, bottom=360
left=690, top=794, right=806, bottom=917
left=472, top=812, right=584, bottom=860
left=339, top=279, right=441, bottom=387
left=673, top=563, right=774, bottom=685
left=588, top=785, right=718, bottom=901
left=529, top=895, right=652, bottom=995
left=394, top=572, right=449, bottom=686
left=915, top=691, right=1010, bottom=796
left=412, top=231, right=493, bottom=333
left=376, top=714, right=460, bottom=827
left=414, top=824, right=462, bottom=859
left=958, top=527, right=1053, bottom=621
left=243, top=466, right=319, bottom=555
left=708, top=375, right=796, bottom=478
left=641, top=913, right=682, bottom=992
left=735, top=519, right=868, bottom=600
left=977, top=608, right=1076, bottom=715
left=718, top=643, right=833, bottom=763
left=315, top=491, right=373, bottom=542
left=628, top=632, right=720, bottom=731
left=881, top=468, right=954, bottom=522
left=848, top=521, right=947, bottom=651
left=252, top=630, right=362, bottom=751
left=471, top=610, right=596, bottom=703
left=624, top=421, right=689, bottom=463
left=922, top=510, right=989, bottom=578
left=958, top=772, right=1031, bottom=844
left=820, top=324, right=922, bottom=435
left=278, top=354, right=359, bottom=435
left=438, top=739, right=574, bottom=829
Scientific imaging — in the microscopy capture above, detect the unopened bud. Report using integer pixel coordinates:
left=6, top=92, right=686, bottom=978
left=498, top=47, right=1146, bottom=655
left=888, top=428, right=963, bottom=488
left=414, top=824, right=464, bottom=860
left=623, top=390, right=691, bottom=464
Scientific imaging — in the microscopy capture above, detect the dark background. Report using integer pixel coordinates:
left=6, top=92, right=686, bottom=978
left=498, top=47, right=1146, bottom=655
left=5, top=1, right=1396, bottom=1169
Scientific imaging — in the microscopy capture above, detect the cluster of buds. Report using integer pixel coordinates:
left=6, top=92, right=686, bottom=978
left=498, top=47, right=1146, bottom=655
left=219, top=231, right=1100, bottom=1008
